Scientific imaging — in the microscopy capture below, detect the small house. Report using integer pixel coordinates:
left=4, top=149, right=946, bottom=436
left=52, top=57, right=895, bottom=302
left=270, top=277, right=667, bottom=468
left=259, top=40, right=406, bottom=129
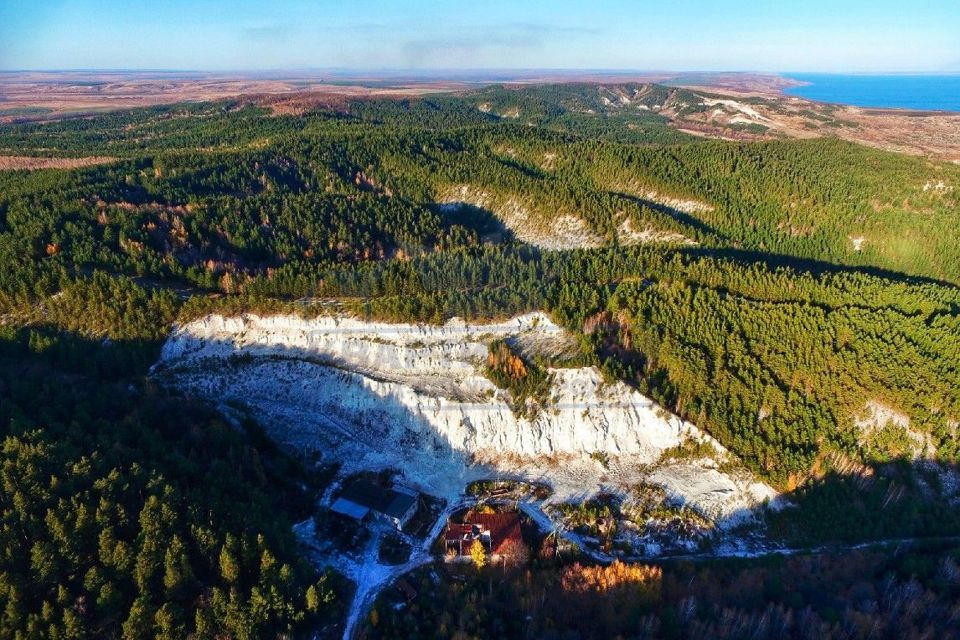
left=330, top=479, right=418, bottom=530
left=445, top=511, right=522, bottom=556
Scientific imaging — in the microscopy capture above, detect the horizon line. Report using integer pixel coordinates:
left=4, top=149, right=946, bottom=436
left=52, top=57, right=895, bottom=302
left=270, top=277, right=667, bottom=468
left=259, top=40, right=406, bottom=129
left=2, top=68, right=959, bottom=76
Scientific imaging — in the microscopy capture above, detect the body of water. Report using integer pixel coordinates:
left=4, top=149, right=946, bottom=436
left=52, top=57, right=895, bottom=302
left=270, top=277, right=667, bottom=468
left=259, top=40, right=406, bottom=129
left=783, top=74, right=960, bottom=112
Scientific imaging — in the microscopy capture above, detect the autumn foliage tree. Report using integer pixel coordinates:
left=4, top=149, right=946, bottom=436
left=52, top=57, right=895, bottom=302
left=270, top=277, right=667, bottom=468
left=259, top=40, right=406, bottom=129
left=487, top=341, right=528, bottom=379
left=498, top=538, right=530, bottom=568
left=561, top=561, right=662, bottom=602
left=484, top=340, right=551, bottom=417
left=556, top=561, right=662, bottom=635
left=470, top=540, right=488, bottom=569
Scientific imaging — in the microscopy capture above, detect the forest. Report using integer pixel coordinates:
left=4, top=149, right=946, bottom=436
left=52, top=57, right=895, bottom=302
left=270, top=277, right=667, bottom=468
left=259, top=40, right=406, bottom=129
left=0, top=324, right=346, bottom=638
left=1, top=82, right=959, bottom=636
left=366, top=542, right=960, bottom=639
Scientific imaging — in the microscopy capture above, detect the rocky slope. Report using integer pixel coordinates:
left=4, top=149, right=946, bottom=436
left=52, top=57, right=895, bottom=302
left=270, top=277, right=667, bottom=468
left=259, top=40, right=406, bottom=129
left=154, top=312, right=776, bottom=525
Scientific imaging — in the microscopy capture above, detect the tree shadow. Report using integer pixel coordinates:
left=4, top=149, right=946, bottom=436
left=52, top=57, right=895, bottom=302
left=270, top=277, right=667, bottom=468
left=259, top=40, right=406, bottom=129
left=610, top=191, right=724, bottom=240
left=434, top=201, right=516, bottom=246
left=678, top=245, right=960, bottom=289
left=152, top=332, right=501, bottom=501
left=765, top=459, right=960, bottom=548
left=37, top=317, right=952, bottom=555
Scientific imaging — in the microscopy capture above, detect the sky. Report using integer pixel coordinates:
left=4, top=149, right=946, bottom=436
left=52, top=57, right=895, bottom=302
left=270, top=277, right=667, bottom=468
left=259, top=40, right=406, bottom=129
left=1, top=0, right=959, bottom=73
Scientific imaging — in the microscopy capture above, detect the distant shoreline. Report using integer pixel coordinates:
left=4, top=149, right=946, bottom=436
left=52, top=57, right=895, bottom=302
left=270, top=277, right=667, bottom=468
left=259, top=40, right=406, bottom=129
left=781, top=73, right=960, bottom=113
left=3, top=69, right=959, bottom=125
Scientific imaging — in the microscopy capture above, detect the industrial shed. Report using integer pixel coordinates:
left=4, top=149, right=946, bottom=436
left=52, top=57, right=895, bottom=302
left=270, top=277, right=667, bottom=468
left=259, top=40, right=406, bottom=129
left=330, top=479, right=418, bottom=530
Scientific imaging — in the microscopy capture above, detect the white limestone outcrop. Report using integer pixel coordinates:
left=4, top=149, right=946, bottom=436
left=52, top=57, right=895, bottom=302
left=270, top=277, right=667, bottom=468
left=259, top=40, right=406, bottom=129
left=155, top=312, right=776, bottom=524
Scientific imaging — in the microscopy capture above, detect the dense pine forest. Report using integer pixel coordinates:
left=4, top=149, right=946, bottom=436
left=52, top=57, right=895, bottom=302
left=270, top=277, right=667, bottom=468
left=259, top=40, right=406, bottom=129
left=1, top=83, right=959, bottom=637
left=367, top=543, right=960, bottom=639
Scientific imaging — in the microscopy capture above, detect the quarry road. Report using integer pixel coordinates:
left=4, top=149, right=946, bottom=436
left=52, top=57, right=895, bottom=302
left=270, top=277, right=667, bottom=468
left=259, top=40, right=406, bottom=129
left=627, top=534, right=960, bottom=564
left=520, top=497, right=960, bottom=566
left=517, top=499, right=960, bottom=566
left=517, top=499, right=614, bottom=564
left=341, top=500, right=469, bottom=640
left=324, top=493, right=960, bottom=640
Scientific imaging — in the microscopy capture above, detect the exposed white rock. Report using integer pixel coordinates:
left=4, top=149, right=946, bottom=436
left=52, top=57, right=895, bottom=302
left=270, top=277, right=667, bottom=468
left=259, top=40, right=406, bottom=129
left=155, top=312, right=776, bottom=525
left=636, top=189, right=714, bottom=214
left=614, top=181, right=714, bottom=215
left=854, top=400, right=912, bottom=433
left=701, top=98, right=772, bottom=124
left=854, top=400, right=932, bottom=458
left=541, top=151, right=559, bottom=171
left=617, top=217, right=695, bottom=246
left=649, top=463, right=776, bottom=525
left=439, top=185, right=604, bottom=250
left=729, top=114, right=765, bottom=127
left=922, top=179, right=952, bottom=193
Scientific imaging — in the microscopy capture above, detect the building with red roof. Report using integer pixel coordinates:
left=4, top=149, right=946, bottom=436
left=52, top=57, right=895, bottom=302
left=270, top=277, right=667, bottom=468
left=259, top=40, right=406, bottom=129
left=444, top=511, right=523, bottom=557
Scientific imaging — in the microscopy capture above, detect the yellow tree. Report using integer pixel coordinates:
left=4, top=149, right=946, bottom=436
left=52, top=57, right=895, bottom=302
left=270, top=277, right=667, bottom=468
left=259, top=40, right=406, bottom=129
left=470, top=539, right=487, bottom=569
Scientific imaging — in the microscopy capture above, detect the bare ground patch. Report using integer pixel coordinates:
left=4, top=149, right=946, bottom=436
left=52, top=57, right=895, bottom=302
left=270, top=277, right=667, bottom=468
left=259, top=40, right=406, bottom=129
left=439, top=185, right=604, bottom=250
left=0, top=155, right=117, bottom=171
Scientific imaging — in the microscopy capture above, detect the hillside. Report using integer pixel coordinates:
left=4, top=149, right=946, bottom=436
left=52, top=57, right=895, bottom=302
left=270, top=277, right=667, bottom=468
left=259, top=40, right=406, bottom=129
left=2, top=85, right=958, bottom=284
left=155, top=312, right=774, bottom=519
left=1, top=82, right=959, bottom=637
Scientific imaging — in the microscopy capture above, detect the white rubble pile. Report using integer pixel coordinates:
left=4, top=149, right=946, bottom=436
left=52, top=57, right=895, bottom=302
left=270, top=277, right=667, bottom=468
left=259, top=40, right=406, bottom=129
left=155, top=312, right=776, bottom=526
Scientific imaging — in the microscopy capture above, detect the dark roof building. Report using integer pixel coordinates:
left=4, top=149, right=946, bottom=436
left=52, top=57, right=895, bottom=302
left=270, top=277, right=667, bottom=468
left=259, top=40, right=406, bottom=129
left=330, top=479, right=418, bottom=529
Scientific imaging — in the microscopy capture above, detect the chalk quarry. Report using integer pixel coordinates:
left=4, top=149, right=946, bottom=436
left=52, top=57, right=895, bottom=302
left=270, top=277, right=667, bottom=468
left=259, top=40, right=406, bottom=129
left=153, top=312, right=776, bottom=528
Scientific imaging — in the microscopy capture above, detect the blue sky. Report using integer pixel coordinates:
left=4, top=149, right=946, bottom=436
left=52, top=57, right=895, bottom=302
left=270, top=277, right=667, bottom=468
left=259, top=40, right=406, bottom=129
left=1, top=0, right=958, bottom=72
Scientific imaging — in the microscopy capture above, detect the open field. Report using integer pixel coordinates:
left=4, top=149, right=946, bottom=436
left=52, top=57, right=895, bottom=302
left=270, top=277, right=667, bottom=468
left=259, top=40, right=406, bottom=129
left=4, top=70, right=960, bottom=162
left=0, top=70, right=676, bottom=121
left=662, top=89, right=960, bottom=162
left=0, top=154, right=116, bottom=170
left=0, top=70, right=468, bottom=120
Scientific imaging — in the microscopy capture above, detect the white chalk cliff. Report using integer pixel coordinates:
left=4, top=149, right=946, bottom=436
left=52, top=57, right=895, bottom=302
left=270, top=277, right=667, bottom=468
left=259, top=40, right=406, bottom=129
left=155, top=312, right=775, bottom=523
